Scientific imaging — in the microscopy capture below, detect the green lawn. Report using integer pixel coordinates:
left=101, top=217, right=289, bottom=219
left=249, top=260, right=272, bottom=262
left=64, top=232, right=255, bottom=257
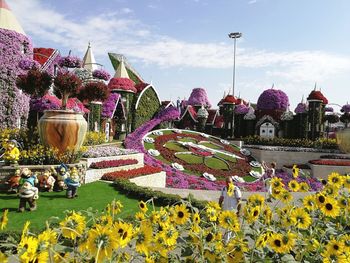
left=204, top=157, right=229, bottom=170
left=164, top=142, right=188, bottom=152
left=176, top=153, right=203, bottom=164
left=199, top=141, right=222, bottom=150
left=0, top=182, right=141, bottom=232
left=215, top=152, right=237, bottom=163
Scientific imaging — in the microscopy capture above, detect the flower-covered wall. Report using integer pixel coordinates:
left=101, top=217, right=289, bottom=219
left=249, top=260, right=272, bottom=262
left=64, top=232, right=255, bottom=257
left=132, top=86, right=161, bottom=130
left=0, top=28, right=33, bottom=129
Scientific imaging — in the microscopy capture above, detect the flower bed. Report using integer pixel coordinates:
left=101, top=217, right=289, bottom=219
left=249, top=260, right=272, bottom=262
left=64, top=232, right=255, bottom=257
left=320, top=154, right=350, bottom=160
left=101, top=165, right=162, bottom=181
left=283, top=164, right=310, bottom=169
left=309, top=159, right=350, bottom=166
left=90, top=159, right=138, bottom=169
left=275, top=171, right=323, bottom=192
left=83, top=146, right=138, bottom=158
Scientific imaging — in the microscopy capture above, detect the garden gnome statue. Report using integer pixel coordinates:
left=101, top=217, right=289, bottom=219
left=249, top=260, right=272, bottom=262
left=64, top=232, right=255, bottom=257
left=64, top=167, right=81, bottom=198
left=5, top=169, right=21, bottom=193
left=38, top=169, right=56, bottom=192
left=52, top=164, right=69, bottom=191
left=3, top=139, right=20, bottom=165
left=18, top=181, right=39, bottom=212
left=19, top=168, right=38, bottom=186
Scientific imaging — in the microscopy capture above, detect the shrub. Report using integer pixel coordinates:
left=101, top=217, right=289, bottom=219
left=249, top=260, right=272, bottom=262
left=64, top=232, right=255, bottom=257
left=90, top=159, right=138, bottom=169
left=83, top=131, right=106, bottom=146
left=16, top=68, right=52, bottom=97
left=101, top=165, right=162, bottom=181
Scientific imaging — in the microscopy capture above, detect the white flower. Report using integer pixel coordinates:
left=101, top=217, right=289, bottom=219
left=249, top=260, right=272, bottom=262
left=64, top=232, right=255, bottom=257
left=171, top=162, right=184, bottom=171
left=249, top=171, right=263, bottom=179
left=200, top=133, right=209, bottom=138
left=249, top=161, right=261, bottom=168
left=232, top=175, right=245, bottom=183
left=220, top=139, right=230, bottom=145
left=240, top=149, right=251, bottom=156
left=203, top=172, right=216, bottom=181
left=152, top=130, right=163, bottom=136
left=148, top=149, right=160, bottom=156
left=143, top=137, right=155, bottom=143
left=173, top=129, right=182, bottom=134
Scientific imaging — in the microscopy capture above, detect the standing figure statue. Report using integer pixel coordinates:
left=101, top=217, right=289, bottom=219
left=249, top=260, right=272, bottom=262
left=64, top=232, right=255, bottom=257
left=3, top=139, right=20, bottom=165
left=64, top=167, right=81, bottom=199
left=38, top=169, right=56, bottom=192
left=5, top=169, right=21, bottom=193
left=18, top=181, right=39, bottom=212
left=19, top=168, right=38, bottom=187
left=51, top=164, right=69, bottom=192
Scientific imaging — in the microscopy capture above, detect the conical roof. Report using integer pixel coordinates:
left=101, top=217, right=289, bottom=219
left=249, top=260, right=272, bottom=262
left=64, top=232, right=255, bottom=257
left=114, top=58, right=130, bottom=78
left=82, top=42, right=98, bottom=71
left=0, top=0, right=25, bottom=35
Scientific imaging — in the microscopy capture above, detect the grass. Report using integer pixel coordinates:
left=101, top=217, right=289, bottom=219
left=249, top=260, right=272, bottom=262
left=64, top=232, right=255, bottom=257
left=204, top=157, right=229, bottom=170
left=215, top=152, right=237, bottom=163
left=176, top=153, right=203, bottom=164
left=199, top=141, right=222, bottom=150
left=242, top=175, right=257, bottom=182
left=0, top=181, right=141, bottom=232
left=164, top=142, right=188, bottom=152
left=178, top=138, right=197, bottom=144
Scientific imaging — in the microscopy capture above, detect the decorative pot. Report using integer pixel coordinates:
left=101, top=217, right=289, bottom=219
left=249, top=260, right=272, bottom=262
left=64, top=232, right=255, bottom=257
left=336, top=128, right=350, bottom=153
left=38, top=110, right=87, bottom=154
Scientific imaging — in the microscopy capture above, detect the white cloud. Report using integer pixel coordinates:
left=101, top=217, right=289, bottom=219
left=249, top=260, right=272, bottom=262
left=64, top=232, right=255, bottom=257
left=10, top=0, right=350, bottom=89
left=248, top=0, right=258, bottom=4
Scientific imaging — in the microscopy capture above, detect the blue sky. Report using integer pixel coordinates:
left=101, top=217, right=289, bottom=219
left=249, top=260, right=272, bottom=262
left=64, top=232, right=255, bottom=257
left=9, top=0, right=350, bottom=111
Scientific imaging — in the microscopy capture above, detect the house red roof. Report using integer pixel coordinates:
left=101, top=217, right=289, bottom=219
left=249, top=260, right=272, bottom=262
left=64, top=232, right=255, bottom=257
left=214, top=115, right=224, bottom=128
left=108, top=78, right=137, bottom=93
left=34, top=48, right=56, bottom=65
left=307, top=90, right=328, bottom=104
left=187, top=105, right=197, bottom=120
left=206, top=109, right=218, bottom=124
left=222, top=95, right=238, bottom=104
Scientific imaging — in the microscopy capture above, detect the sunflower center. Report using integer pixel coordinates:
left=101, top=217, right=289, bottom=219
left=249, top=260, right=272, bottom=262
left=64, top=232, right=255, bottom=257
left=178, top=211, right=184, bottom=218
left=253, top=210, right=258, bottom=217
left=334, top=244, right=339, bottom=250
left=122, top=231, right=128, bottom=240
left=274, top=240, right=281, bottom=247
left=206, top=233, right=213, bottom=242
left=318, top=196, right=325, bottom=203
left=140, top=203, right=145, bottom=209
left=326, top=203, right=333, bottom=211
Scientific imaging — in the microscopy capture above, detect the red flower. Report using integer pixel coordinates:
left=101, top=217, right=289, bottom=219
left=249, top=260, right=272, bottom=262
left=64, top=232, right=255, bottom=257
left=101, top=165, right=162, bottom=181
left=90, top=159, right=138, bottom=169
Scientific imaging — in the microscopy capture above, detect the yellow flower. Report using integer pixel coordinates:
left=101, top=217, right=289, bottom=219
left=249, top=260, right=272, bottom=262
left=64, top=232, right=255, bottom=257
left=113, top=221, right=133, bottom=248
left=86, top=224, right=118, bottom=262
left=158, top=225, right=179, bottom=247
left=269, top=232, right=296, bottom=254
left=261, top=205, right=272, bottom=225
left=247, top=194, right=265, bottom=207
left=315, top=192, right=327, bottom=207
left=271, top=177, right=285, bottom=188
left=288, top=180, right=300, bottom=192
left=173, top=204, right=190, bottom=225
left=343, top=175, right=350, bottom=190
left=290, top=207, right=312, bottom=229
left=340, top=234, right=350, bottom=254
left=227, top=182, right=234, bottom=197
left=320, top=197, right=341, bottom=218
left=18, top=236, right=39, bottom=263
left=244, top=205, right=260, bottom=224
left=106, top=200, right=123, bottom=216
left=303, top=195, right=317, bottom=211
left=256, top=233, right=269, bottom=249
left=271, top=186, right=284, bottom=200
left=323, top=184, right=340, bottom=197
left=135, top=221, right=153, bottom=256
left=325, top=238, right=344, bottom=255
left=328, top=172, right=344, bottom=188
left=21, top=221, right=31, bottom=239
left=192, top=212, right=201, bottom=225
left=0, top=209, right=8, bottom=230
left=135, top=211, right=146, bottom=221
left=280, top=190, right=293, bottom=204
left=218, top=210, right=240, bottom=231
left=0, top=252, right=8, bottom=263
left=306, top=238, right=320, bottom=252
left=292, top=164, right=299, bottom=178
left=207, top=201, right=221, bottom=211
left=59, top=212, right=86, bottom=240
left=139, top=200, right=148, bottom=213
left=38, top=228, right=57, bottom=246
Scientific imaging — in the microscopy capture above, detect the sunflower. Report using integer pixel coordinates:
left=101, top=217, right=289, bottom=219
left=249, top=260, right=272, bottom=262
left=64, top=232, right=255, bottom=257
left=306, top=238, right=320, bottom=252
left=325, top=238, right=344, bottom=255
left=21, top=221, right=30, bottom=239
left=323, top=184, right=340, bottom=197
left=207, top=201, right=221, bottom=211
left=135, top=222, right=153, bottom=256
left=139, top=200, right=148, bottom=213
left=320, top=197, right=341, bottom=218
left=327, top=172, right=344, bottom=188
left=269, top=233, right=285, bottom=253
left=206, top=207, right=218, bottom=222
left=280, top=190, right=293, bottom=204
left=149, top=210, right=161, bottom=224
left=292, top=164, right=299, bottom=178
left=288, top=180, right=300, bottom=192
left=227, top=182, right=235, bottom=197
left=340, top=234, right=350, bottom=254
left=303, top=195, right=317, bottom=211
left=290, top=207, right=312, bottom=229
left=261, top=205, right=272, bottom=225
left=299, top=182, right=310, bottom=192
left=218, top=210, right=240, bottom=231
left=244, top=205, right=260, bottom=224
left=271, top=187, right=284, bottom=199
left=106, top=200, right=123, bottom=215
left=343, top=175, right=350, bottom=190
left=174, top=204, right=190, bottom=225
left=0, top=252, right=7, bottom=263
left=135, top=211, right=146, bottom=221
left=37, top=228, right=57, bottom=246
left=271, top=177, right=285, bottom=188
left=0, top=209, right=8, bottom=230
left=18, top=236, right=39, bottom=263
left=315, top=193, right=327, bottom=207
left=321, top=251, right=347, bottom=263
left=192, top=212, right=201, bottom=225
left=86, top=224, right=118, bottom=262
left=59, top=212, right=86, bottom=240
left=158, top=225, right=179, bottom=246
left=255, top=233, right=269, bottom=249
left=248, top=194, right=265, bottom=207
left=113, top=221, right=133, bottom=248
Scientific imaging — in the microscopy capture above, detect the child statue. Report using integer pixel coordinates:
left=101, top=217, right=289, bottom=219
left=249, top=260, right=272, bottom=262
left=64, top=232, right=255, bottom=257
left=18, top=181, right=39, bottom=212
left=5, top=169, right=21, bottom=193
left=19, top=168, right=38, bottom=187
left=3, top=139, right=20, bottom=165
left=64, top=167, right=81, bottom=199
left=38, top=169, right=56, bottom=192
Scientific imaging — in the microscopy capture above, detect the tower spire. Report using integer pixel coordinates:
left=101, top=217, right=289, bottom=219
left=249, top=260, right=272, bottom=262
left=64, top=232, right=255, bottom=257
left=0, top=0, right=25, bottom=35
left=82, top=42, right=98, bottom=71
left=114, top=56, right=130, bottom=78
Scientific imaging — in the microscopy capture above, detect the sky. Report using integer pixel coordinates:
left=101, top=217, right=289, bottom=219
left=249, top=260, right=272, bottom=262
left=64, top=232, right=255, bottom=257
left=9, top=0, right=350, bottom=111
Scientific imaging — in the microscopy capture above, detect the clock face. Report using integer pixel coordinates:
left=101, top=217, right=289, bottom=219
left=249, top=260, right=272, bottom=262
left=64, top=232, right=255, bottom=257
left=143, top=129, right=262, bottom=183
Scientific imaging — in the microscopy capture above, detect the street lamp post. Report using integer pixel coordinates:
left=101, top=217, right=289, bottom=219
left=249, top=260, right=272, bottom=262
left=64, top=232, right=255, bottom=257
left=228, top=32, right=242, bottom=97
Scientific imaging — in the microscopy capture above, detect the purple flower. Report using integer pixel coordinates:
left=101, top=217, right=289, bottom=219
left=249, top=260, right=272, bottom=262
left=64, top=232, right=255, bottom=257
left=58, top=56, right=82, bottom=68
left=18, top=58, right=40, bottom=70
left=294, top=103, right=308, bottom=114
left=257, top=88, right=289, bottom=111
left=341, top=104, right=350, bottom=113
left=234, top=104, right=249, bottom=115
left=102, top=93, right=120, bottom=118
left=187, top=88, right=212, bottom=108
left=92, top=69, right=111, bottom=81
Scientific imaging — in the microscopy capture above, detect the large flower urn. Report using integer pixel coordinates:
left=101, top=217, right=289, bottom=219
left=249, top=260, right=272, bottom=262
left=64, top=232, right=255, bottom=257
left=38, top=110, right=87, bottom=154
left=336, top=128, right=350, bottom=154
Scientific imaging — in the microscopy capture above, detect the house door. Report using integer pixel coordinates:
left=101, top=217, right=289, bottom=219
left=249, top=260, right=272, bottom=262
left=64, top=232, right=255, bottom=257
left=260, top=122, right=275, bottom=139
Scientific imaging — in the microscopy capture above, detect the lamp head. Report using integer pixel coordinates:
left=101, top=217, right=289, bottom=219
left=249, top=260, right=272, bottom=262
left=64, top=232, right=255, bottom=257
left=228, top=32, right=242, bottom=39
